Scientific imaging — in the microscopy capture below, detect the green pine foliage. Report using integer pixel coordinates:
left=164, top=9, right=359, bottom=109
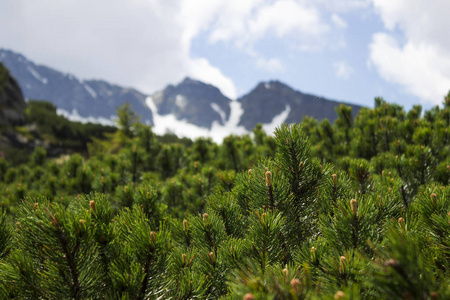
left=1, top=96, right=450, bottom=299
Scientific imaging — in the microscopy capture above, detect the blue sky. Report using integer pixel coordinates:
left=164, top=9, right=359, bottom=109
left=1, top=0, right=449, bottom=111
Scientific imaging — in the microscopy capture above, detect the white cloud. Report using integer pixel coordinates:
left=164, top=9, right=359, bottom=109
left=333, top=61, right=354, bottom=79
left=186, top=0, right=332, bottom=59
left=370, top=0, right=450, bottom=105
left=0, top=0, right=237, bottom=99
left=187, top=58, right=237, bottom=99
left=249, top=0, right=328, bottom=39
left=369, top=33, right=450, bottom=105
left=0, top=0, right=371, bottom=105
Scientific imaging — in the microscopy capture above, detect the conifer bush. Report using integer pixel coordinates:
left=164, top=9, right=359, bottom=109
left=1, top=97, right=450, bottom=298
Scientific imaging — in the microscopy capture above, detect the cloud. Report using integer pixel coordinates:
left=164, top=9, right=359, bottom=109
left=370, top=0, right=450, bottom=105
left=369, top=33, right=450, bottom=105
left=249, top=0, right=328, bottom=39
left=0, top=0, right=366, bottom=102
left=185, top=0, right=337, bottom=63
left=333, top=61, right=354, bottom=79
left=187, top=58, right=237, bottom=99
left=0, top=0, right=237, bottom=99
left=205, top=0, right=330, bottom=50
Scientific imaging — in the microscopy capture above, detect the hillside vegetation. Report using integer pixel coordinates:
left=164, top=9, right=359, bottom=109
left=0, top=96, right=449, bottom=299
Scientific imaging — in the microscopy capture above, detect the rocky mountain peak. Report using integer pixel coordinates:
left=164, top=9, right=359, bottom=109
left=0, top=48, right=153, bottom=125
left=152, top=77, right=232, bottom=128
left=238, top=80, right=362, bottom=130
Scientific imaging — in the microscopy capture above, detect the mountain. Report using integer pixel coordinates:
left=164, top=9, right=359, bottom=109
left=0, top=49, right=365, bottom=141
left=0, top=49, right=153, bottom=125
left=0, top=61, right=26, bottom=127
left=238, top=81, right=363, bottom=130
left=150, top=77, right=231, bottom=128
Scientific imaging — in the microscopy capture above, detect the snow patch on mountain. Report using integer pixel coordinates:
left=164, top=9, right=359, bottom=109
left=83, top=83, right=97, bottom=98
left=57, top=108, right=115, bottom=126
left=262, top=104, right=291, bottom=134
left=175, top=95, right=187, bottom=109
left=146, top=96, right=247, bottom=143
left=27, top=66, right=48, bottom=84
left=210, top=103, right=226, bottom=123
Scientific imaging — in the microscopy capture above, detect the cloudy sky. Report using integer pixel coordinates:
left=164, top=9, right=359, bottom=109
left=1, top=0, right=450, bottom=110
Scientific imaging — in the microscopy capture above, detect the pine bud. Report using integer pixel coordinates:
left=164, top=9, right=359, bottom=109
left=209, top=252, right=215, bottom=266
left=334, top=291, right=346, bottom=300
left=182, top=253, right=187, bottom=266
left=282, top=268, right=288, bottom=277
left=248, top=169, right=253, bottom=178
left=261, top=213, right=267, bottom=224
left=203, top=213, right=208, bottom=225
left=150, top=231, right=156, bottom=243
left=243, top=293, right=255, bottom=300
left=332, top=174, right=337, bottom=186
left=350, top=199, right=357, bottom=216
left=79, top=219, right=85, bottom=231
left=431, top=193, right=437, bottom=205
left=33, top=203, right=38, bottom=211
left=290, top=278, right=300, bottom=294
left=265, top=171, right=272, bottom=186
left=311, top=246, right=316, bottom=261
left=384, top=259, right=397, bottom=268
left=431, top=291, right=439, bottom=300
left=89, top=200, right=96, bottom=213
left=183, top=219, right=189, bottom=231
left=339, top=256, right=346, bottom=274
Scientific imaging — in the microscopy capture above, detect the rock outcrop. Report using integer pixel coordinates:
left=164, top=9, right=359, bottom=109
left=0, top=62, right=26, bottom=127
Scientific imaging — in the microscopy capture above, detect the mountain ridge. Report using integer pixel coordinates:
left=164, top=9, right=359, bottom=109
left=238, top=80, right=362, bottom=130
left=0, top=48, right=364, bottom=140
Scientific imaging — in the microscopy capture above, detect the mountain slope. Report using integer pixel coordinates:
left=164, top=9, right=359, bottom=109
left=151, top=77, right=231, bottom=128
left=238, top=81, right=363, bottom=130
left=0, top=49, right=153, bottom=125
left=1, top=49, right=366, bottom=141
